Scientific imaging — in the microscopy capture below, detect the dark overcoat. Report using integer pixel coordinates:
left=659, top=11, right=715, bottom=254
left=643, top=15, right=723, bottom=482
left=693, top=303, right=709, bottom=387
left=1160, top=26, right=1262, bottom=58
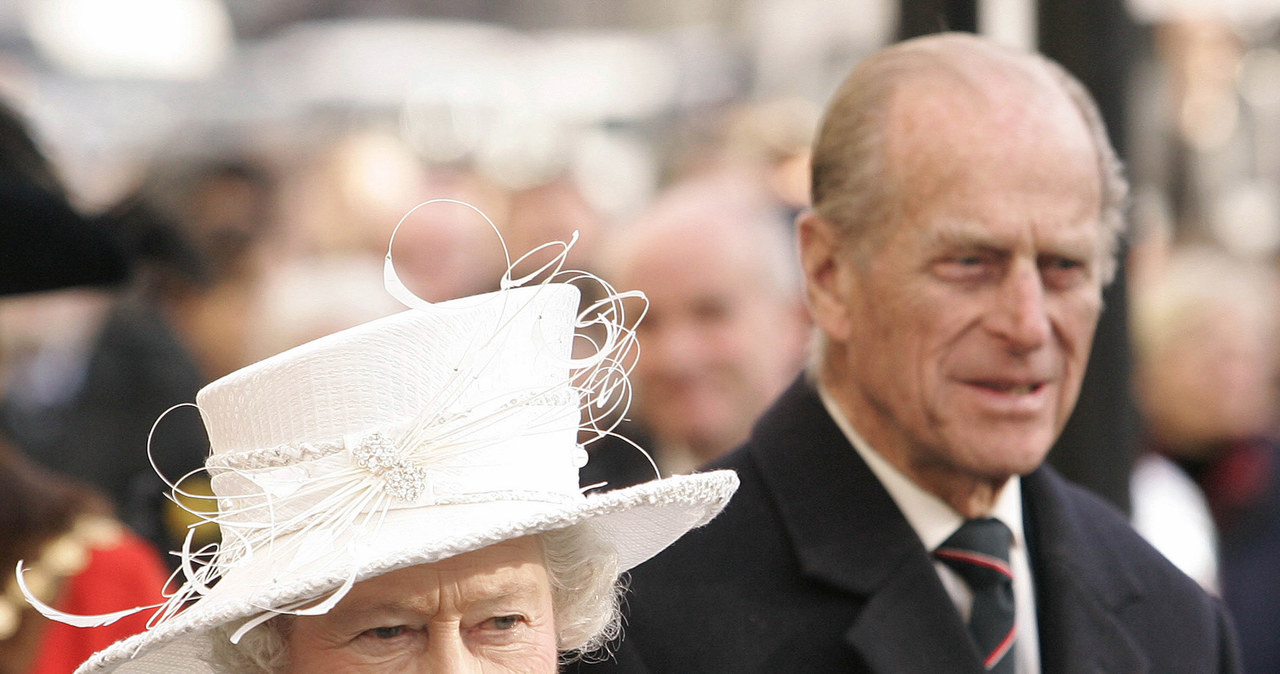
left=573, top=378, right=1240, bottom=673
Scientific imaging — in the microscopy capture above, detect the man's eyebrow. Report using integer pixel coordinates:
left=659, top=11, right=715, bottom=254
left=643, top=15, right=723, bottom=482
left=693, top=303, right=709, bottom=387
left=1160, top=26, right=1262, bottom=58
left=918, top=222, right=1004, bottom=249
left=918, top=221, right=1099, bottom=256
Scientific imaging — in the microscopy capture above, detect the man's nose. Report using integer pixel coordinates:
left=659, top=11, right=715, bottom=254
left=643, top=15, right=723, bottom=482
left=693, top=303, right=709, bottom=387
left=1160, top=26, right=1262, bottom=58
left=987, top=264, right=1051, bottom=353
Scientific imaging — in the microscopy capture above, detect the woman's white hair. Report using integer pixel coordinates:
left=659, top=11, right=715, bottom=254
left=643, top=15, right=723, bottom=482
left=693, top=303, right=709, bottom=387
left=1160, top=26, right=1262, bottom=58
left=205, top=524, right=622, bottom=673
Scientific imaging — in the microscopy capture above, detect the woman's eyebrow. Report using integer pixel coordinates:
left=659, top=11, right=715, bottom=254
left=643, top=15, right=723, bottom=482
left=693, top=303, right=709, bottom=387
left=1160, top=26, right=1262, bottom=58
left=464, top=578, right=548, bottom=607
left=325, top=602, right=428, bottom=628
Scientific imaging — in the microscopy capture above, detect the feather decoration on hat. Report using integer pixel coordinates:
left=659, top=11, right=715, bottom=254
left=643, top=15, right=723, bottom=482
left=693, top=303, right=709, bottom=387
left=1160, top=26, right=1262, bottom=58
left=18, top=199, right=651, bottom=641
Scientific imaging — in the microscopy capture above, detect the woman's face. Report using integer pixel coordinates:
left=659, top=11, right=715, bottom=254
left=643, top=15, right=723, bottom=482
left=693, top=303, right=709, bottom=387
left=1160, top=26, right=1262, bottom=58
left=284, top=536, right=558, bottom=673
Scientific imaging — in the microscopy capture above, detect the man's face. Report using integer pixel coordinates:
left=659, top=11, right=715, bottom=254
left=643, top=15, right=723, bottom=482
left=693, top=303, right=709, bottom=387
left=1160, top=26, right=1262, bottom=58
left=826, top=81, right=1106, bottom=492
left=624, top=223, right=803, bottom=460
left=285, top=537, right=558, bottom=673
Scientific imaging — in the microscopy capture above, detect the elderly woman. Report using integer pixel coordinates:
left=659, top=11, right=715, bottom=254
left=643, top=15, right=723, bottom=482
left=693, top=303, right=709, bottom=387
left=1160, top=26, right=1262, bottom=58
left=212, top=528, right=620, bottom=672
left=26, top=216, right=738, bottom=673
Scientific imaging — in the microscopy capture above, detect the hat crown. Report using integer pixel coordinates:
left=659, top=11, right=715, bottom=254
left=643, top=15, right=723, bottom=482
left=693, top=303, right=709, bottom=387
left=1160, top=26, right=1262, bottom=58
left=197, top=284, right=586, bottom=532
left=198, top=284, right=578, bottom=457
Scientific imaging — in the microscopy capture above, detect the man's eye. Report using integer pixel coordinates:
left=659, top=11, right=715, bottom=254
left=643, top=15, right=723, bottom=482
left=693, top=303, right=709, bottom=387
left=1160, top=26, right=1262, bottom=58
left=1043, top=256, right=1081, bottom=270
left=933, top=253, right=994, bottom=282
left=1040, top=255, right=1091, bottom=288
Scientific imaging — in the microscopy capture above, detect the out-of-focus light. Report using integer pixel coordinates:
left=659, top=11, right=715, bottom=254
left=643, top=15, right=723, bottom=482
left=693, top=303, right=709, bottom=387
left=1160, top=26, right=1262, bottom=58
left=473, top=107, right=570, bottom=190
left=531, top=31, right=679, bottom=123
left=979, top=0, right=1037, bottom=51
left=1127, top=0, right=1280, bottom=24
left=399, top=61, right=516, bottom=164
left=261, top=19, right=519, bottom=107
left=1211, top=181, right=1280, bottom=257
left=23, top=0, right=232, bottom=79
left=572, top=129, right=656, bottom=223
left=1239, top=47, right=1280, bottom=109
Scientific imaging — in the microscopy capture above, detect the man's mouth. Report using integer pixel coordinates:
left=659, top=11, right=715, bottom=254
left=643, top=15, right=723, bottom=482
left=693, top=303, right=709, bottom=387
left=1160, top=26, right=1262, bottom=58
left=971, top=381, right=1045, bottom=396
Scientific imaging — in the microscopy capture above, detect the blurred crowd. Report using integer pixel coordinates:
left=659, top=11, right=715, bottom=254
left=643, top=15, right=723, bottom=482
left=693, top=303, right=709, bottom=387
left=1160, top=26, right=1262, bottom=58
left=0, top=83, right=820, bottom=671
left=3, top=4, right=1280, bottom=673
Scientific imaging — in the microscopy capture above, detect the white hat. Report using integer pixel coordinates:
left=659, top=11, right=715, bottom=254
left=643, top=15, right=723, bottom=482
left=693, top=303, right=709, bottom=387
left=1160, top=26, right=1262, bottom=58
left=26, top=217, right=738, bottom=673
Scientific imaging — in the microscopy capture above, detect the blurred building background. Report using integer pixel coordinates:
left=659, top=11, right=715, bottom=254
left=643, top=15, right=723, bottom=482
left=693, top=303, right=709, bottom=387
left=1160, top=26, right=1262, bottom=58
left=0, top=0, right=894, bottom=220
left=1, top=0, right=1279, bottom=249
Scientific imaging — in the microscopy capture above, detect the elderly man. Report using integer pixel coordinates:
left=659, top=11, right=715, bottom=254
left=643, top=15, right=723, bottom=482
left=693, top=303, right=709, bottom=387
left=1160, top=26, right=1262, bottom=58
left=582, top=174, right=808, bottom=487
left=573, top=32, right=1239, bottom=673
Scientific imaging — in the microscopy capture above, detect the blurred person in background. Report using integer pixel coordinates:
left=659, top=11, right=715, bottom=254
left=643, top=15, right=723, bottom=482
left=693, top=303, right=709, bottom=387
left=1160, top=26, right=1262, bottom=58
left=503, top=177, right=607, bottom=273
left=1, top=115, right=280, bottom=557
left=0, top=439, right=167, bottom=674
left=0, top=102, right=128, bottom=298
left=107, top=155, right=279, bottom=553
left=0, top=97, right=127, bottom=425
left=136, top=158, right=280, bottom=382
left=1131, top=245, right=1280, bottom=674
left=581, top=171, right=808, bottom=489
left=666, top=98, right=818, bottom=224
left=715, top=98, right=820, bottom=221
left=241, top=253, right=404, bottom=363
left=0, top=99, right=207, bottom=558
left=287, top=131, right=510, bottom=303
left=0, top=98, right=169, bottom=672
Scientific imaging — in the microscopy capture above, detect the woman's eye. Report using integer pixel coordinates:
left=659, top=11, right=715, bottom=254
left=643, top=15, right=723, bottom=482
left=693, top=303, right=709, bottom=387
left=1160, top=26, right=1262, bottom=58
left=485, top=615, right=523, bottom=631
left=365, top=625, right=406, bottom=639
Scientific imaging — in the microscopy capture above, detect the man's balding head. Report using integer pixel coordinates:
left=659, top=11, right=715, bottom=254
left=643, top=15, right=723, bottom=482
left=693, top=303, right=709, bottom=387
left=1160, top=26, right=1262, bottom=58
left=810, top=32, right=1127, bottom=283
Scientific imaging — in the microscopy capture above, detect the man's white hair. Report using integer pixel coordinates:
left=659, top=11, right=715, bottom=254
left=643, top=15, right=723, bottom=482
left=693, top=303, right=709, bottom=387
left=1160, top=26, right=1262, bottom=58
left=810, top=32, right=1128, bottom=283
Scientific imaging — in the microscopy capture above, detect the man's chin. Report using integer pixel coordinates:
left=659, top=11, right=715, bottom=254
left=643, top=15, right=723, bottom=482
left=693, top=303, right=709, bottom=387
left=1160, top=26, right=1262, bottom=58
left=960, top=433, right=1055, bottom=479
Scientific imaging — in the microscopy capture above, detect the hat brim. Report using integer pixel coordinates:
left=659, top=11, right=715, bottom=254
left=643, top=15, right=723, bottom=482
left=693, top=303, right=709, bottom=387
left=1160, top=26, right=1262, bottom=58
left=75, top=470, right=738, bottom=673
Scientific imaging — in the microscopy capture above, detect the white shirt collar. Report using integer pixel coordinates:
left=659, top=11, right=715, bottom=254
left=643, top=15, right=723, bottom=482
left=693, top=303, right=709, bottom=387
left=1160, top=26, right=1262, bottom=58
left=816, top=382, right=1026, bottom=551
left=816, top=382, right=1040, bottom=674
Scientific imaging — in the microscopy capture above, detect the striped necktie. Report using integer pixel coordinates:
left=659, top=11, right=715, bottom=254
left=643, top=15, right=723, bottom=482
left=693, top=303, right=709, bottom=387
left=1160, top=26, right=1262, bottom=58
left=935, top=518, right=1016, bottom=672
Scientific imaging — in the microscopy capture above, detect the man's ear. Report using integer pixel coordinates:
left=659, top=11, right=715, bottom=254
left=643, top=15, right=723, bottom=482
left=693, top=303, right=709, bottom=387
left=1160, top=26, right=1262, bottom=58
left=796, top=211, right=855, bottom=343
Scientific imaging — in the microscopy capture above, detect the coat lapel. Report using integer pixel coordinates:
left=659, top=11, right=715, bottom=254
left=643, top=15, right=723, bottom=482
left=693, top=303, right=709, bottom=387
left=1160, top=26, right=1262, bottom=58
left=745, top=380, right=1155, bottom=673
left=747, top=378, right=985, bottom=672
left=1023, top=468, right=1148, bottom=674
left=843, top=560, right=985, bottom=672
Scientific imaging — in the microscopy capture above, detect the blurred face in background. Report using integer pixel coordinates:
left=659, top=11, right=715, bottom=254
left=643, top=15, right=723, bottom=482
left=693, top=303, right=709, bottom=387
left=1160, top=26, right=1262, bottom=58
left=614, top=201, right=806, bottom=463
left=0, top=289, right=114, bottom=399
left=1137, top=302, right=1276, bottom=457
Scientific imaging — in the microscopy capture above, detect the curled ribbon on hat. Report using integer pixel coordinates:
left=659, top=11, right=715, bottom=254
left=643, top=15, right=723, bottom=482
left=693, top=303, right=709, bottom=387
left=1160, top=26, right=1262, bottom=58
left=18, top=199, right=659, bottom=642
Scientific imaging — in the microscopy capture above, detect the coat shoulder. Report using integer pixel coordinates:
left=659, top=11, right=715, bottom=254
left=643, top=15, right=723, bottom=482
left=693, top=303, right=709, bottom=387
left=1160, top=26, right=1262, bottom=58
left=1027, top=467, right=1242, bottom=672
